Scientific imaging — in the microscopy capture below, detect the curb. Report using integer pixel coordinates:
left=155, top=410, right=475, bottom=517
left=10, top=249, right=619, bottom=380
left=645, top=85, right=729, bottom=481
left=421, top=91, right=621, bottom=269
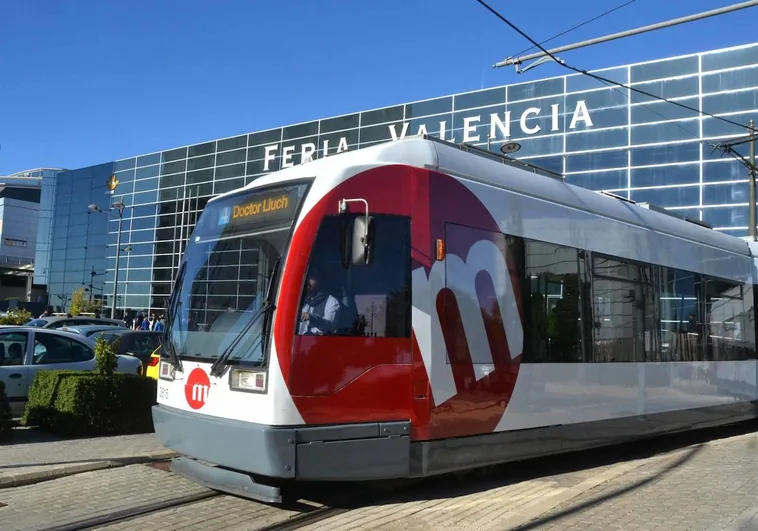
left=0, top=451, right=179, bottom=489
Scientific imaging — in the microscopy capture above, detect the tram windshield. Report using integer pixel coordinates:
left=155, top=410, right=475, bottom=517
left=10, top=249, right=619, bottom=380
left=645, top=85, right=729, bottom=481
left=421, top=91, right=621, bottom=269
left=166, top=183, right=308, bottom=364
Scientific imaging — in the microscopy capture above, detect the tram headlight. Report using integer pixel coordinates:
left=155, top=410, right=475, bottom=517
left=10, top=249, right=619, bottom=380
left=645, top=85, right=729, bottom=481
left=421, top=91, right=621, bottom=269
left=229, top=368, right=267, bottom=393
left=159, top=361, right=176, bottom=381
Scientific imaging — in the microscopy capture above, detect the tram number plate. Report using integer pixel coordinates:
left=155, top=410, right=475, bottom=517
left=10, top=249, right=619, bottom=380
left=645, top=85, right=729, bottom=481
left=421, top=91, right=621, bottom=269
left=158, top=386, right=170, bottom=400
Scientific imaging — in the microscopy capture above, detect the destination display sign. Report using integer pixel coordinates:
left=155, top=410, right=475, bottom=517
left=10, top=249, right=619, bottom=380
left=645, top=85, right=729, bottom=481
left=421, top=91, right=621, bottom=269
left=210, top=186, right=302, bottom=237
left=231, top=193, right=290, bottom=221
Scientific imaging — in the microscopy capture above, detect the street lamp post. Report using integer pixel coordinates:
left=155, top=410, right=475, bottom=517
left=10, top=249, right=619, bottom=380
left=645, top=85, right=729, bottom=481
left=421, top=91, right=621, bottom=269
left=89, top=201, right=127, bottom=319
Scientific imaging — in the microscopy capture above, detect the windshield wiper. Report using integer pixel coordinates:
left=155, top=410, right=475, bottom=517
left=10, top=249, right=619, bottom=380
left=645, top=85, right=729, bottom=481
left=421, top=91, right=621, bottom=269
left=160, top=299, right=183, bottom=372
left=209, top=257, right=281, bottom=377
left=208, top=303, right=269, bottom=377
left=161, top=262, right=187, bottom=371
left=260, top=257, right=282, bottom=355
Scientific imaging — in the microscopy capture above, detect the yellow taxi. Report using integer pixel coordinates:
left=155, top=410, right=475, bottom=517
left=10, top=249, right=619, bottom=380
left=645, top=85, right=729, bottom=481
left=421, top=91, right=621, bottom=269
left=145, top=345, right=161, bottom=380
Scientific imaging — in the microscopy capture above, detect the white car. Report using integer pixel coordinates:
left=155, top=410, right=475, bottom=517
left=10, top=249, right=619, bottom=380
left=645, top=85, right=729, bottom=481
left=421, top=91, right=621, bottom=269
left=0, top=327, right=142, bottom=416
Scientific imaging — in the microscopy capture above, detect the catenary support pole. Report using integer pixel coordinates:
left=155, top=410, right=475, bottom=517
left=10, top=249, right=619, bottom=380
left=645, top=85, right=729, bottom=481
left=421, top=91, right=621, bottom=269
left=494, top=0, right=758, bottom=69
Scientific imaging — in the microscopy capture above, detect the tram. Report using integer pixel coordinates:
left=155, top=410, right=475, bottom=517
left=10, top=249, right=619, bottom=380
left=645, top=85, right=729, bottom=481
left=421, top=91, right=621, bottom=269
left=152, top=135, right=758, bottom=503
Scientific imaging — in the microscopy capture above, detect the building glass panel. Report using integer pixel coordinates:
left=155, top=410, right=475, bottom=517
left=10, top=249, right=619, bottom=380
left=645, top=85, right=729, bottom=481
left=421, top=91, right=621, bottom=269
left=39, top=42, right=758, bottom=316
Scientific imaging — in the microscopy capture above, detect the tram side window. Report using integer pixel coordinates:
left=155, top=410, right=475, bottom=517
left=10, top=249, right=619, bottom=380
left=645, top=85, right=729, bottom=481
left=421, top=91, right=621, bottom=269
left=741, top=282, right=756, bottom=358
left=524, top=240, right=587, bottom=363
left=298, top=214, right=411, bottom=338
left=660, top=268, right=699, bottom=361
left=703, top=277, right=749, bottom=361
left=591, top=255, right=656, bottom=363
left=659, top=270, right=750, bottom=361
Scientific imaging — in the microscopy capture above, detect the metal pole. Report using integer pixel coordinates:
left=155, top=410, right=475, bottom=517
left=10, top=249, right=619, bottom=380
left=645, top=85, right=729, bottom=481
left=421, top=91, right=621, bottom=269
left=494, top=0, right=758, bottom=68
left=750, top=119, right=757, bottom=241
left=172, top=191, right=180, bottom=276
left=180, top=187, right=188, bottom=256
left=111, top=208, right=123, bottom=319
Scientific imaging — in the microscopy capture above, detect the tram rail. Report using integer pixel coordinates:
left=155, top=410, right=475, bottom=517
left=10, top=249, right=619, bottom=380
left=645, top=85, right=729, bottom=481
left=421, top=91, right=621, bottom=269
left=33, top=420, right=758, bottom=531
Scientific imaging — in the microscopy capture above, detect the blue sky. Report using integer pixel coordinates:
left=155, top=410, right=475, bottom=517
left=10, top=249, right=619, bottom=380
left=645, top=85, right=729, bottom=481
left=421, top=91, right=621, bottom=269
left=1, top=0, right=756, bottom=174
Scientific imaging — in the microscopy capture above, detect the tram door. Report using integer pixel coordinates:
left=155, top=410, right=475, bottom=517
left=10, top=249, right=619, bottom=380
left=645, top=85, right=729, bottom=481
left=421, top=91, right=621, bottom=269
left=290, top=214, right=413, bottom=410
left=418, top=222, right=522, bottom=439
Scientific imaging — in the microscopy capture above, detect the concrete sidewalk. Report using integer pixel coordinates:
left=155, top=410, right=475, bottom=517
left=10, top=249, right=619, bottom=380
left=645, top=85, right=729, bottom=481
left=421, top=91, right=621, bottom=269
left=0, top=427, right=176, bottom=488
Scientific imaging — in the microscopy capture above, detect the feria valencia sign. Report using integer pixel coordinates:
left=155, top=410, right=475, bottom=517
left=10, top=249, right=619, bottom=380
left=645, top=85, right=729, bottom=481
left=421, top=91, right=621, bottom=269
left=262, top=100, right=593, bottom=172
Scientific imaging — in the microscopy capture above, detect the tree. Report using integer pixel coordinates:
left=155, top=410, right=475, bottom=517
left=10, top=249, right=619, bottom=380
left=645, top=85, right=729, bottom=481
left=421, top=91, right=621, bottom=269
left=70, top=287, right=86, bottom=316
left=94, top=335, right=118, bottom=377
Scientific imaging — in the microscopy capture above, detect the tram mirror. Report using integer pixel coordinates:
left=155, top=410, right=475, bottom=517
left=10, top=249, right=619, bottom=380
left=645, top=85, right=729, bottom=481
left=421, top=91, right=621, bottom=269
left=351, top=215, right=374, bottom=266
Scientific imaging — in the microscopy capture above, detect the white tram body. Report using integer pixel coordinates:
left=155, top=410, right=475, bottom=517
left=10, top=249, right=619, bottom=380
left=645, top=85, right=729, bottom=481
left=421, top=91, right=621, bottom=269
left=153, top=136, right=758, bottom=503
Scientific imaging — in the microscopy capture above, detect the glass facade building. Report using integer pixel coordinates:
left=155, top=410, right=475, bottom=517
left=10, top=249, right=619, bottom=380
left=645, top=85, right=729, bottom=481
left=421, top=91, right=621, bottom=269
left=44, top=41, right=758, bottom=315
left=19, top=168, right=67, bottom=287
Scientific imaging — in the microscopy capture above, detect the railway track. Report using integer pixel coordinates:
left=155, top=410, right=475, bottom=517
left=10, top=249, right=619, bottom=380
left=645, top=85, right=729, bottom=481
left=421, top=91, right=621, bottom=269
left=44, top=490, right=223, bottom=531
left=42, top=489, right=348, bottom=531
left=41, top=484, right=366, bottom=531
left=36, top=419, right=758, bottom=531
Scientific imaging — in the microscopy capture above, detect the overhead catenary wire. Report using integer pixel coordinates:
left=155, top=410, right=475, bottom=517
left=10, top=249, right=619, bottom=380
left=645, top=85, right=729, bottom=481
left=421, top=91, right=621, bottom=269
left=475, top=0, right=756, bottom=134
left=495, top=0, right=758, bottom=68
left=510, top=0, right=637, bottom=59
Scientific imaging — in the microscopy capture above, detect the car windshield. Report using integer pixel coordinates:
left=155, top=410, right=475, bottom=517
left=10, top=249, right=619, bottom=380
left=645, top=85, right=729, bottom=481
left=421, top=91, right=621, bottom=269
left=167, top=183, right=308, bottom=363
left=26, top=319, right=48, bottom=327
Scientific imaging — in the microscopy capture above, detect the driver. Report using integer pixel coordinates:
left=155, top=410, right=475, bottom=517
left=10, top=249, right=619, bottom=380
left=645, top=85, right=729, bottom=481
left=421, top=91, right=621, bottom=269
left=299, top=267, right=339, bottom=335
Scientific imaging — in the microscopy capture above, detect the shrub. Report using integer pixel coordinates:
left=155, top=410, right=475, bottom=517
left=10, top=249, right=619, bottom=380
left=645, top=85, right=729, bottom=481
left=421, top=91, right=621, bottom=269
left=94, top=335, right=119, bottom=377
left=22, top=370, right=157, bottom=437
left=0, top=307, right=32, bottom=326
left=0, top=381, right=11, bottom=441
left=69, top=287, right=86, bottom=316
left=83, top=299, right=103, bottom=315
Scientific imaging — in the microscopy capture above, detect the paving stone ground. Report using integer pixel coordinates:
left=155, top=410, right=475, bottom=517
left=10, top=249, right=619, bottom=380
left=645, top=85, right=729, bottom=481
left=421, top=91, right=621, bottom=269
left=513, top=432, right=758, bottom=531
left=4, top=426, right=758, bottom=530
left=0, top=463, right=211, bottom=530
left=93, top=494, right=304, bottom=531
left=295, top=430, right=758, bottom=530
left=0, top=428, right=177, bottom=488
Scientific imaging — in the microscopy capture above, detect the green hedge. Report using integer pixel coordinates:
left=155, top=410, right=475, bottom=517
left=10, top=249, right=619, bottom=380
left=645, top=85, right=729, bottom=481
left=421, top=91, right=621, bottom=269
left=21, top=370, right=157, bottom=437
left=0, top=381, right=11, bottom=441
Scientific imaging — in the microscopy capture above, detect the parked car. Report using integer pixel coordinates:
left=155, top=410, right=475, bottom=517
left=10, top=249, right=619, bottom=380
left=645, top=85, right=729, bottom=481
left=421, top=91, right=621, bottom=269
left=58, top=324, right=126, bottom=338
left=0, top=328, right=142, bottom=416
left=25, top=316, right=126, bottom=330
left=91, top=330, right=161, bottom=366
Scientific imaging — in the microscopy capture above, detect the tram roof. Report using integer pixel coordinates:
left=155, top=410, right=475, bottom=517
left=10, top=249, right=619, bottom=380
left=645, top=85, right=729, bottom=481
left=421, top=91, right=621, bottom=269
left=212, top=135, right=752, bottom=258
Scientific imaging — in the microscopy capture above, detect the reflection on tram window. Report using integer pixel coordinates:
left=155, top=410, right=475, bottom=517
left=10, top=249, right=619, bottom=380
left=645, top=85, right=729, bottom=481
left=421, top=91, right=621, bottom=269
left=660, top=268, right=699, bottom=361
left=187, top=237, right=276, bottom=334
left=591, top=255, right=655, bottom=363
left=299, top=214, right=411, bottom=338
left=524, top=241, right=587, bottom=363
left=519, top=236, right=754, bottom=364
left=703, top=277, right=749, bottom=361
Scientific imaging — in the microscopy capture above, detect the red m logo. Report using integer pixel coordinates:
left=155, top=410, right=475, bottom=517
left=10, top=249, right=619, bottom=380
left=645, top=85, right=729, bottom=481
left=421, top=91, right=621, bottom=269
left=413, top=225, right=524, bottom=439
